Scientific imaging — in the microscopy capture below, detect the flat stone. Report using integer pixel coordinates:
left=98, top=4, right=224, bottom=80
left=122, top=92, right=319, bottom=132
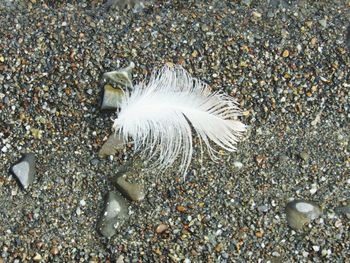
left=99, top=133, right=125, bottom=158
left=112, top=174, right=145, bottom=202
left=97, top=191, right=129, bottom=238
left=100, top=84, right=124, bottom=111
left=335, top=204, right=350, bottom=219
left=103, top=62, right=134, bottom=88
left=10, top=153, right=36, bottom=189
left=285, top=200, right=322, bottom=230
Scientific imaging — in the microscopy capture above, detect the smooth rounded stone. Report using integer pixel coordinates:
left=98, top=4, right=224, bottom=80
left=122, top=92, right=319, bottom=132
left=155, top=224, right=168, bottom=234
left=100, top=84, right=124, bottom=111
left=298, top=151, right=309, bottom=162
left=10, top=153, right=36, bottom=189
left=335, top=204, right=350, bottom=219
left=103, top=62, right=135, bottom=89
left=98, top=133, right=125, bottom=158
left=97, top=191, right=129, bottom=238
left=112, top=175, right=145, bottom=202
left=285, top=200, right=322, bottom=230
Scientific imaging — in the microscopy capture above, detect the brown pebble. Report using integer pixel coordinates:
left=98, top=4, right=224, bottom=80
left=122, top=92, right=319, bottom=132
left=176, top=205, right=187, bottom=213
left=255, top=231, right=264, bottom=238
left=155, top=224, right=168, bottom=234
left=282, top=49, right=289, bottom=58
left=50, top=247, right=59, bottom=255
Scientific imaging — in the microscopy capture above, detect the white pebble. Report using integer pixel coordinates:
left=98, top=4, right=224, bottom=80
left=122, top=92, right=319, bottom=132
left=233, top=161, right=243, bottom=169
left=312, top=246, right=320, bottom=252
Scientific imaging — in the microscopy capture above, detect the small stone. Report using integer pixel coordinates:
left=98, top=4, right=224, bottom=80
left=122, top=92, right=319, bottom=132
left=191, top=50, right=198, bottom=58
left=0, top=55, right=4, bottom=62
left=103, top=62, right=135, bottom=88
left=116, top=255, right=124, bottom=263
left=201, top=24, right=209, bottom=32
left=112, top=175, right=145, bottom=202
left=30, top=128, right=43, bottom=139
left=255, top=231, right=264, bottom=238
left=335, top=204, right=350, bottom=219
left=285, top=200, right=322, bottom=230
left=299, top=151, right=309, bottom=161
left=100, top=84, right=124, bottom=111
left=50, top=247, right=59, bottom=255
left=99, top=134, right=125, bottom=158
left=176, top=205, right=187, bottom=213
left=346, top=24, right=350, bottom=53
left=233, top=161, right=243, bottom=169
left=252, top=11, right=262, bottom=18
left=155, top=224, right=168, bottom=234
left=312, top=245, right=320, bottom=252
left=97, top=191, right=129, bottom=238
left=257, top=205, right=269, bottom=213
left=282, top=49, right=289, bottom=58
left=318, top=19, right=327, bottom=28
left=241, top=0, right=252, bottom=6
left=33, top=254, right=42, bottom=261
left=10, top=153, right=36, bottom=189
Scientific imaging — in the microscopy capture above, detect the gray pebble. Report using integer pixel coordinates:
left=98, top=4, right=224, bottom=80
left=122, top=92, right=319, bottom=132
left=257, top=204, right=269, bottom=213
left=112, top=174, right=145, bottom=202
left=99, top=133, right=125, bottom=158
left=97, top=191, right=129, bottom=238
left=10, top=153, right=36, bottom=189
left=103, top=62, right=135, bottom=89
left=335, top=204, right=350, bottom=219
left=285, top=200, right=322, bottom=230
left=318, top=19, right=327, bottom=28
left=346, top=24, right=350, bottom=55
left=100, top=84, right=124, bottom=111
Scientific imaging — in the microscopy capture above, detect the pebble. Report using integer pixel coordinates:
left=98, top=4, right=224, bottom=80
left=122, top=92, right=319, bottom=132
left=282, top=50, right=289, bottom=58
left=103, top=62, right=135, bottom=88
left=98, top=133, right=125, bottom=158
left=100, top=84, right=125, bottom=111
left=112, top=174, right=145, bottom=202
left=233, top=161, right=243, bottom=169
left=334, top=204, right=350, bottom=219
left=155, top=224, right=168, bottom=234
left=285, top=200, right=322, bottom=230
left=346, top=24, right=350, bottom=54
left=50, top=247, right=59, bottom=255
left=298, top=151, right=309, bottom=162
left=318, top=19, right=327, bottom=28
left=33, top=254, right=42, bottom=261
left=10, top=153, right=36, bottom=189
left=257, top=205, right=269, bottom=213
left=242, top=0, right=252, bottom=6
left=97, top=191, right=129, bottom=238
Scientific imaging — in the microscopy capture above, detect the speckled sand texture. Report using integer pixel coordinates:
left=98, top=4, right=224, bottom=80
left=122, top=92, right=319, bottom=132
left=0, top=0, right=349, bottom=262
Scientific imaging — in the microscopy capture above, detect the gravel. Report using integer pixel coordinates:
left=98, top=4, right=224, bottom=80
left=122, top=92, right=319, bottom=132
left=0, top=0, right=349, bottom=262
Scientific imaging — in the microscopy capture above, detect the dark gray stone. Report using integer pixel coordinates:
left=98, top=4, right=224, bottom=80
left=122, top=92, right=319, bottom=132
left=10, top=153, right=36, bottom=189
left=97, top=191, right=129, bottom=238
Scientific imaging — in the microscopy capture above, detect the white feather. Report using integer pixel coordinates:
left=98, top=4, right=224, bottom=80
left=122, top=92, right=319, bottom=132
left=112, top=65, right=246, bottom=177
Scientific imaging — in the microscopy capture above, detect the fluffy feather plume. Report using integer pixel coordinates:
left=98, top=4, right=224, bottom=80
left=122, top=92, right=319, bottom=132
left=112, top=65, right=246, bottom=177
